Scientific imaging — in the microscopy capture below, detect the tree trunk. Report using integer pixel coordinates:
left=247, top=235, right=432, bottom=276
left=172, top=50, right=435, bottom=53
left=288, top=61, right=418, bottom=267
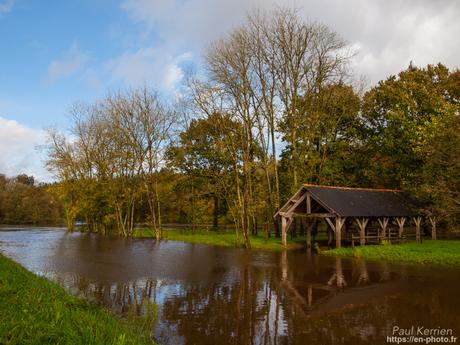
left=213, top=194, right=219, bottom=230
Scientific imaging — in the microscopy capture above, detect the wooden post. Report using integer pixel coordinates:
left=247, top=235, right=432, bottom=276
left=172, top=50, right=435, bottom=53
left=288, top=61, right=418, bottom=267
left=355, top=218, right=369, bottom=246
left=305, top=194, right=312, bottom=250
left=414, top=216, right=422, bottom=243
left=395, top=217, right=406, bottom=238
left=429, top=217, right=437, bottom=240
left=326, top=217, right=336, bottom=248
left=335, top=217, right=346, bottom=248
left=306, top=193, right=311, bottom=214
left=281, top=216, right=287, bottom=247
left=378, top=217, right=389, bottom=240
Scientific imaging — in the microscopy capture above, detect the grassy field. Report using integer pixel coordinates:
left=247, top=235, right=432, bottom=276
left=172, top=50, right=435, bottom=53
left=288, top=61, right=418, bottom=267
left=322, top=240, right=460, bottom=267
left=0, top=254, right=155, bottom=345
left=134, top=228, right=310, bottom=251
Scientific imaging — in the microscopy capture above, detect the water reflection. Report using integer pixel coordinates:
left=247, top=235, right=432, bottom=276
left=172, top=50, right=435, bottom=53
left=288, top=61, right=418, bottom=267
left=0, top=229, right=459, bottom=345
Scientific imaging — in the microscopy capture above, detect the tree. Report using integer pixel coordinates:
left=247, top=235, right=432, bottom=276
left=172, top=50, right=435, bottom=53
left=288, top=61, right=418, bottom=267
left=361, top=63, right=460, bottom=222
left=271, top=9, right=351, bottom=194
left=278, top=83, right=361, bottom=196
left=47, top=87, right=178, bottom=237
left=0, top=174, right=63, bottom=225
left=169, top=113, right=242, bottom=232
left=190, top=8, right=352, bottom=242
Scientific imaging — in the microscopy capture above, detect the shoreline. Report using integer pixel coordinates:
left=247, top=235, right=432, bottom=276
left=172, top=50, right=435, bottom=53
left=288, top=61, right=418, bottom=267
left=134, top=228, right=308, bottom=251
left=321, top=240, right=460, bottom=267
left=135, top=229, right=460, bottom=267
left=0, top=254, right=155, bottom=345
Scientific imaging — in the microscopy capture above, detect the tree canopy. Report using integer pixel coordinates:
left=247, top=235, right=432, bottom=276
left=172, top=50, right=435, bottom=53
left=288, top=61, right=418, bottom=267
left=2, top=9, right=457, bottom=242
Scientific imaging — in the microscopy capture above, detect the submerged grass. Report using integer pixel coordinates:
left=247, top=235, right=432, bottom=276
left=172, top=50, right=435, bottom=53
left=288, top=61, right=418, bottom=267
left=134, top=228, right=307, bottom=251
left=322, top=240, right=460, bottom=267
left=0, top=254, right=154, bottom=345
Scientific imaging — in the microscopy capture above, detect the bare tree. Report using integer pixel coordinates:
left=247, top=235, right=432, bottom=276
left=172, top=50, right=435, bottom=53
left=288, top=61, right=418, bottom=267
left=46, top=87, right=178, bottom=237
left=189, top=8, right=351, bottom=242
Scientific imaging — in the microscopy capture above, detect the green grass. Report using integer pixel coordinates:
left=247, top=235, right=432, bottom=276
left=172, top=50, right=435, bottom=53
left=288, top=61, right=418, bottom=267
left=322, top=240, right=460, bottom=267
left=134, top=228, right=308, bottom=251
left=0, top=254, right=155, bottom=345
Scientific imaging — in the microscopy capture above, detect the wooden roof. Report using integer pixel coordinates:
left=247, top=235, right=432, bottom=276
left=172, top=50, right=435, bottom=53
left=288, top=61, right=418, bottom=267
left=276, top=185, right=421, bottom=218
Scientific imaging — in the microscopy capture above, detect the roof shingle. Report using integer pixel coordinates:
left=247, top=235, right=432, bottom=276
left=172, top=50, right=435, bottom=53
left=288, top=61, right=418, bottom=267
left=304, top=185, right=420, bottom=217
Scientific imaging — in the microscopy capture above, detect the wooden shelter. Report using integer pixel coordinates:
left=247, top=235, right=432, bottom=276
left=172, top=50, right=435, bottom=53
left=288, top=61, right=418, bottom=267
left=275, top=184, right=434, bottom=248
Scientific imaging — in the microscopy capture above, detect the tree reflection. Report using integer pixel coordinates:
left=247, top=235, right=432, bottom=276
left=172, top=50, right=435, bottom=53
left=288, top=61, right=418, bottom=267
left=42, top=251, right=460, bottom=345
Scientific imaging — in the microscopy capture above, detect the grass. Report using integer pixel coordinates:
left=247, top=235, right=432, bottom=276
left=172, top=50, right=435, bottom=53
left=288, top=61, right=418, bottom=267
left=134, top=228, right=308, bottom=251
left=0, top=254, right=155, bottom=345
left=322, top=239, right=460, bottom=267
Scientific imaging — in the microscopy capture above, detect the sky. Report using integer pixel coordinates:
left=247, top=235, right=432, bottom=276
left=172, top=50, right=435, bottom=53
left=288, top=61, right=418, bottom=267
left=0, top=0, right=459, bottom=182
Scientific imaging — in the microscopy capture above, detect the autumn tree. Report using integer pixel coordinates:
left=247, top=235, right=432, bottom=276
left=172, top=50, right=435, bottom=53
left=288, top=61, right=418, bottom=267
left=189, top=8, right=353, bottom=242
left=278, top=83, right=361, bottom=197
left=47, top=87, right=178, bottom=237
left=361, top=63, right=460, bottom=222
left=169, top=113, right=243, bottom=232
left=0, top=174, right=63, bottom=225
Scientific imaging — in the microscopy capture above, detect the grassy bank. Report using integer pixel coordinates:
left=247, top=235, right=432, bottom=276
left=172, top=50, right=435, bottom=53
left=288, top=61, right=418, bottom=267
left=0, top=254, right=154, bottom=345
left=322, top=240, right=460, bottom=267
left=134, top=228, right=308, bottom=251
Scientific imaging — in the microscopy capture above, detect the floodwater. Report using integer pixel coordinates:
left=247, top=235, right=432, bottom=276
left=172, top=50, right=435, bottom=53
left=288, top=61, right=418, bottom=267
left=0, top=228, right=459, bottom=345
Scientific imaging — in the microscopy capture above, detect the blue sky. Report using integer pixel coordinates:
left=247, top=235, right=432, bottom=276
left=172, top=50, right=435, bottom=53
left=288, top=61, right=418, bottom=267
left=0, top=0, right=459, bottom=181
left=0, top=0, right=192, bottom=129
left=2, top=1, right=114, bottom=125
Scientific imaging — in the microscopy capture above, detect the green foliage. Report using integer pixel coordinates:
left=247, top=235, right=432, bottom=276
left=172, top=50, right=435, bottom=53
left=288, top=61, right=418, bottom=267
left=360, top=63, right=460, bottom=221
left=0, top=254, right=154, bottom=345
left=323, top=240, right=460, bottom=267
left=40, top=17, right=459, bottom=235
left=125, top=299, right=158, bottom=339
left=46, top=87, right=178, bottom=237
left=278, top=83, right=362, bottom=199
left=0, top=174, right=63, bottom=225
left=39, top=8, right=459, bottom=239
left=167, top=113, right=241, bottom=227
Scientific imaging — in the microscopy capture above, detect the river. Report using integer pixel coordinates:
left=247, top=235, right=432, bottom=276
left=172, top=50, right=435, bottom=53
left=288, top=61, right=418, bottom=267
left=0, top=227, right=459, bottom=345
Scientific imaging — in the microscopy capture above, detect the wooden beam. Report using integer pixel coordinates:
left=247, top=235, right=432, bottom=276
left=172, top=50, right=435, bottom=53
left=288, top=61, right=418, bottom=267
left=378, top=217, right=389, bottom=239
left=288, top=212, right=335, bottom=218
left=325, top=217, right=336, bottom=232
left=306, top=193, right=311, bottom=213
left=274, top=187, right=304, bottom=218
left=281, top=216, right=287, bottom=247
left=335, top=217, right=346, bottom=248
left=286, top=217, right=293, bottom=232
left=413, top=216, right=422, bottom=243
left=281, top=216, right=294, bottom=247
left=429, top=217, right=437, bottom=240
left=395, top=217, right=406, bottom=238
left=285, top=192, right=308, bottom=217
left=355, top=218, right=369, bottom=246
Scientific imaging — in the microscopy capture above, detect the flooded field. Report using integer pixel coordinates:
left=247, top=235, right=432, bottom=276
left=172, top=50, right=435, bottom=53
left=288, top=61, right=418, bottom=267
left=0, top=228, right=459, bottom=345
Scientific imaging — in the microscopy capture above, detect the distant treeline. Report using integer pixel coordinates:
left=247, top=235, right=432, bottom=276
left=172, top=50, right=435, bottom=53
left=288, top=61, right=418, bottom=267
left=41, top=9, right=460, bottom=246
left=0, top=174, right=63, bottom=225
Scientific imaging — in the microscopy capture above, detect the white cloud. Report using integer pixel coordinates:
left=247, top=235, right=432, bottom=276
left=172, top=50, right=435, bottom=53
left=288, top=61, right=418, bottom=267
left=46, top=43, right=89, bottom=84
left=120, top=0, right=460, bottom=86
left=106, top=46, right=192, bottom=90
left=0, top=117, right=51, bottom=182
left=0, top=0, right=14, bottom=14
